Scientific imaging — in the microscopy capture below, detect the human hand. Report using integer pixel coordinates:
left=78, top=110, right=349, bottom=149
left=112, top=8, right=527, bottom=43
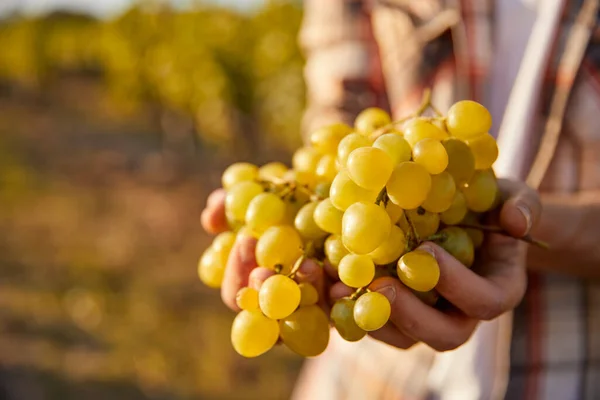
left=330, top=178, right=542, bottom=351
left=200, top=189, right=335, bottom=312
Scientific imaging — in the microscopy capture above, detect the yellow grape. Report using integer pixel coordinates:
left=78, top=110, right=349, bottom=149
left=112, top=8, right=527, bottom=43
left=330, top=298, right=366, bottom=342
left=386, top=162, right=432, bottom=209
left=236, top=287, right=259, bottom=311
left=462, top=169, right=498, bottom=212
left=330, top=170, right=378, bottom=211
left=295, top=201, right=327, bottom=240
left=212, top=231, right=236, bottom=255
left=338, top=254, right=376, bottom=288
left=354, top=107, right=391, bottom=135
left=316, top=154, right=338, bottom=182
left=298, top=283, right=319, bottom=306
left=198, top=247, right=225, bottom=288
left=400, top=208, right=440, bottom=240
left=337, top=133, right=372, bottom=167
left=245, top=192, right=286, bottom=235
left=314, top=182, right=331, bottom=199
left=259, top=274, right=301, bottom=319
left=442, top=138, right=476, bottom=185
left=440, top=191, right=468, bottom=225
left=446, top=100, right=492, bottom=139
left=461, top=212, right=485, bottom=248
left=231, top=310, right=279, bottom=358
left=346, top=147, right=394, bottom=191
left=313, top=198, right=344, bottom=234
left=368, top=225, right=407, bottom=265
left=292, top=147, right=321, bottom=173
left=225, top=181, right=264, bottom=223
left=421, top=171, right=456, bottom=213
left=385, top=201, right=404, bottom=224
left=342, top=202, right=391, bottom=255
left=437, top=227, right=474, bottom=267
left=353, top=292, right=391, bottom=331
left=284, top=169, right=317, bottom=189
left=397, top=250, right=440, bottom=292
left=403, top=117, right=449, bottom=147
left=283, top=195, right=308, bottom=226
left=372, top=133, right=412, bottom=165
left=324, top=234, right=350, bottom=268
left=258, top=162, right=288, bottom=181
left=279, top=305, right=330, bottom=357
left=413, top=138, right=449, bottom=175
left=466, top=133, right=499, bottom=170
left=222, top=162, right=258, bottom=189
left=256, top=226, right=303, bottom=273
left=310, top=123, right=353, bottom=154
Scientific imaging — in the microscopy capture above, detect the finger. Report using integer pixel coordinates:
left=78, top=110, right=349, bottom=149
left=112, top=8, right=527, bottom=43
left=370, top=277, right=478, bottom=351
left=369, top=323, right=417, bottom=349
left=201, top=190, right=228, bottom=234
left=329, top=282, right=354, bottom=304
left=248, top=267, right=275, bottom=290
left=497, top=179, right=542, bottom=238
left=323, top=260, right=339, bottom=281
left=221, top=235, right=258, bottom=310
left=295, top=258, right=329, bottom=311
left=420, top=242, right=526, bottom=321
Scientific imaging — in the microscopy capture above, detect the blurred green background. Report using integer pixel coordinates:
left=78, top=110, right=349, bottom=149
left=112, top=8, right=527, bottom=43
left=0, top=1, right=306, bottom=399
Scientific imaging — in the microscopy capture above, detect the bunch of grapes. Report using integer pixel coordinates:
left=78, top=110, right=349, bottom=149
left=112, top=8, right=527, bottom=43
left=199, top=96, right=504, bottom=358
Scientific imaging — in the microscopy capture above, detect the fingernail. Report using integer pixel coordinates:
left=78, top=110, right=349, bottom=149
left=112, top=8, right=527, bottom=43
left=296, top=260, right=318, bottom=279
left=417, top=244, right=436, bottom=259
left=376, top=285, right=396, bottom=303
left=516, top=203, right=532, bottom=234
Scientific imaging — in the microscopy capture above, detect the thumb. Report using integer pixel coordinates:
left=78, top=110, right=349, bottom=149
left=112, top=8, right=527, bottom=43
left=221, top=234, right=258, bottom=310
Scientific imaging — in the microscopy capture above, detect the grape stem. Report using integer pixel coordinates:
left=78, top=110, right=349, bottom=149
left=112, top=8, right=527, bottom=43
left=287, top=240, right=316, bottom=279
left=456, top=223, right=549, bottom=249
left=349, top=287, right=368, bottom=300
left=404, top=212, right=420, bottom=248
left=424, top=232, right=448, bottom=242
left=374, top=187, right=387, bottom=206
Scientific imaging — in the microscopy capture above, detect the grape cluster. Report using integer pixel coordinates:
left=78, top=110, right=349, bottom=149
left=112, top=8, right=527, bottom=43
left=199, top=98, right=500, bottom=357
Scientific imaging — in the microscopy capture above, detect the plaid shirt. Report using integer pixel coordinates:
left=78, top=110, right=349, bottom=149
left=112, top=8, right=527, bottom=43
left=294, top=1, right=600, bottom=399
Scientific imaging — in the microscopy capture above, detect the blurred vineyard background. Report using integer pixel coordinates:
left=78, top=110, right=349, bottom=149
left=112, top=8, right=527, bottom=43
left=0, top=1, right=306, bottom=399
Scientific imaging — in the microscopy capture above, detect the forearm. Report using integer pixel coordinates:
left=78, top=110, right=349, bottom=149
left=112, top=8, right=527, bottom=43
left=527, top=191, right=600, bottom=278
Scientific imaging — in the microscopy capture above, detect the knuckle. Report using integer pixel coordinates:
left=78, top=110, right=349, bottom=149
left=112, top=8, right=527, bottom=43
left=473, top=296, right=505, bottom=321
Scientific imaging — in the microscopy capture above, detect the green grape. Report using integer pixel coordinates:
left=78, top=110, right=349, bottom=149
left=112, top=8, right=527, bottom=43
left=386, top=162, right=432, bottom=209
left=413, top=138, right=449, bottom=175
left=314, top=182, right=331, bottom=199
left=298, top=282, right=319, bottom=306
left=354, top=107, right=391, bottom=135
left=437, top=227, right=474, bottom=267
left=346, top=147, right=394, bottom=191
left=421, top=171, right=456, bottom=213
left=279, top=305, right=330, bottom=357
left=198, top=247, right=225, bottom=288
left=442, top=138, right=476, bottom=185
left=310, top=123, right=353, bottom=154
left=222, top=162, right=258, bottom=189
left=212, top=231, right=236, bottom=264
left=337, top=132, right=371, bottom=167
left=342, top=202, right=391, bottom=255
left=385, top=201, right=404, bottom=224
left=245, top=192, right=286, bottom=235
left=314, top=198, right=344, bottom=234
left=446, top=100, right=491, bottom=139
left=236, top=287, right=259, bottom=311
left=404, top=208, right=440, bottom=239
left=466, top=133, right=499, bottom=170
left=372, top=133, right=412, bottom=164
left=330, top=298, right=366, bottom=342
left=462, top=169, right=498, bottom=212
left=330, top=170, right=379, bottom=211
left=258, top=162, right=288, bottom=181
left=411, top=289, right=440, bottom=306
left=353, top=292, right=391, bottom=331
left=225, top=181, right=264, bottom=223
left=259, top=274, right=301, bottom=319
left=316, top=154, right=338, bottom=182
left=461, top=212, right=485, bottom=248
left=231, top=310, right=279, bottom=358
left=440, top=191, right=468, bottom=225
left=324, top=234, right=350, bottom=268
left=397, top=250, right=440, bottom=292
left=292, top=146, right=321, bottom=173
left=338, top=254, right=376, bottom=288
left=295, top=201, right=328, bottom=239
left=256, top=226, right=303, bottom=273
left=403, top=117, right=449, bottom=147
left=368, top=225, right=407, bottom=265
